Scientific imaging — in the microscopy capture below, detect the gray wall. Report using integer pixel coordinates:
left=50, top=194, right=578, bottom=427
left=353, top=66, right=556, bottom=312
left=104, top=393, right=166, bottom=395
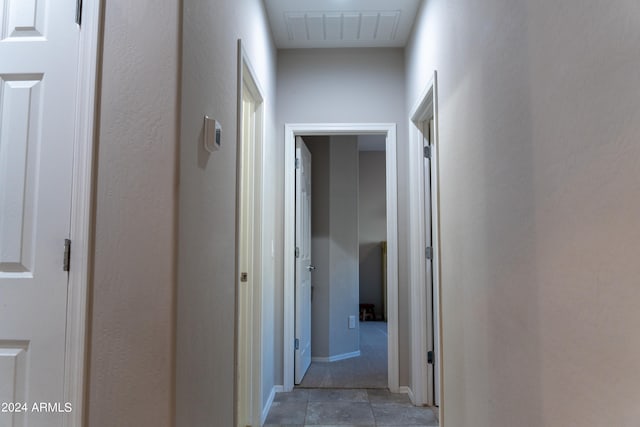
left=358, top=151, right=387, bottom=318
left=306, top=137, right=331, bottom=357
left=328, top=136, right=360, bottom=357
left=178, top=0, right=278, bottom=424
left=407, top=0, right=640, bottom=425
left=306, top=137, right=360, bottom=359
left=88, top=1, right=179, bottom=425
left=277, top=47, right=410, bottom=385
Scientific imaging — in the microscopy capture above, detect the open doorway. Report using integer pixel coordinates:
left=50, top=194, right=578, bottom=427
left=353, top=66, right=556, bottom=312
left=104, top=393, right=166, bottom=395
left=283, top=123, right=399, bottom=393
left=293, top=135, right=388, bottom=389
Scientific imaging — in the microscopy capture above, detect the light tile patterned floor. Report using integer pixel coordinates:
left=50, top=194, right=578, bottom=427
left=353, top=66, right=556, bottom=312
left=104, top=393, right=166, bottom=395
left=264, top=388, right=439, bottom=427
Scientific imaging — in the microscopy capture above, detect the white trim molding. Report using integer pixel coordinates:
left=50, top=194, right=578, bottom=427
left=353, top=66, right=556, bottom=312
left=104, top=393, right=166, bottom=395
left=408, top=71, right=443, bottom=412
left=64, top=1, right=101, bottom=426
left=399, top=386, right=416, bottom=405
left=283, top=123, right=399, bottom=393
left=311, top=350, right=361, bottom=363
left=261, top=385, right=284, bottom=426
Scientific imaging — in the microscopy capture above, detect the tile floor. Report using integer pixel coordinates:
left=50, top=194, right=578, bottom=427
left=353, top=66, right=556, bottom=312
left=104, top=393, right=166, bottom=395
left=299, top=322, right=388, bottom=388
left=264, top=388, right=439, bottom=426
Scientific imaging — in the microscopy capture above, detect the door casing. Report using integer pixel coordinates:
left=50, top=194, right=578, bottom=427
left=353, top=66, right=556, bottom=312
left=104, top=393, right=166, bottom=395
left=408, top=71, right=443, bottom=415
left=283, top=123, right=399, bottom=392
left=67, top=1, right=101, bottom=425
left=235, top=39, right=265, bottom=427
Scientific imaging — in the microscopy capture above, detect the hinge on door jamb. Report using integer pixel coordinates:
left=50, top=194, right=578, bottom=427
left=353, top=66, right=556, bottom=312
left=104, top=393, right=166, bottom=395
left=427, top=350, right=434, bottom=364
left=295, top=339, right=299, bottom=350
left=425, top=246, right=433, bottom=260
left=295, top=247, right=300, bottom=258
left=295, top=158, right=300, bottom=169
left=63, top=239, right=71, bottom=272
left=75, top=0, right=83, bottom=25
left=424, top=145, right=431, bottom=159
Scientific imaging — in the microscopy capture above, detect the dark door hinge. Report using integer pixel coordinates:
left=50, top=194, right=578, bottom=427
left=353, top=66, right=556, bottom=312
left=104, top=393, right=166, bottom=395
left=295, top=158, right=300, bottom=169
left=63, top=239, right=71, bottom=272
left=75, top=0, right=83, bottom=25
left=423, top=145, right=431, bottom=159
left=295, top=338, right=299, bottom=350
left=425, top=246, right=433, bottom=260
left=427, top=350, right=434, bottom=364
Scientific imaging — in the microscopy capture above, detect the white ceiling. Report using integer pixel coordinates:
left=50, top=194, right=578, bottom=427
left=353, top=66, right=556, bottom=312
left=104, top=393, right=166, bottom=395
left=264, top=0, right=422, bottom=49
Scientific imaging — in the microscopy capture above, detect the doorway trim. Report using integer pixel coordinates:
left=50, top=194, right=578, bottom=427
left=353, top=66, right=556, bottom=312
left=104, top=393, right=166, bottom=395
left=65, top=1, right=101, bottom=426
left=408, top=71, right=443, bottom=413
left=235, top=40, right=265, bottom=427
left=283, top=123, right=399, bottom=392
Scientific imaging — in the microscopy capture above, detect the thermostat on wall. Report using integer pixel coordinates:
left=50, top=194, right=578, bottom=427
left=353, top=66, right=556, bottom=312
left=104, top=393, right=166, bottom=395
left=204, top=116, right=221, bottom=153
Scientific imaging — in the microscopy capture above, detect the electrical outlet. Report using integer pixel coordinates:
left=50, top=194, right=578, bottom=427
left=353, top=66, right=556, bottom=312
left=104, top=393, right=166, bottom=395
left=348, top=315, right=356, bottom=329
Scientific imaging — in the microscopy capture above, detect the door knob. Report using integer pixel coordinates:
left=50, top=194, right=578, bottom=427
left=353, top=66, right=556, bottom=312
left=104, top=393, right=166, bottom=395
left=307, top=265, right=316, bottom=271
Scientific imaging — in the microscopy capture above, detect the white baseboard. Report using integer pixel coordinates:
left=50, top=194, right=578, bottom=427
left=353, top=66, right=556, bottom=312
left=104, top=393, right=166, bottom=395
left=311, top=350, right=361, bottom=363
left=261, top=385, right=284, bottom=426
left=399, top=386, right=416, bottom=405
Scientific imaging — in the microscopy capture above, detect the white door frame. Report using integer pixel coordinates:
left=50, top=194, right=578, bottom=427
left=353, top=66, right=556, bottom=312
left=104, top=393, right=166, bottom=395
left=65, top=1, right=101, bottom=426
left=408, top=71, right=443, bottom=414
left=283, top=123, right=399, bottom=392
left=235, top=40, right=265, bottom=427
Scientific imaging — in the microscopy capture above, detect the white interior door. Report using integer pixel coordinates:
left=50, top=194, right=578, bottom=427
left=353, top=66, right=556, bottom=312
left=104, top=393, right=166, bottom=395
left=294, top=137, right=312, bottom=384
left=0, top=0, right=80, bottom=425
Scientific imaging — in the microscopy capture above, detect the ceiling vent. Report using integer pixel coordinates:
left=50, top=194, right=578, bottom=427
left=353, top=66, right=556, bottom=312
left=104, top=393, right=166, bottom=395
left=285, top=11, right=400, bottom=42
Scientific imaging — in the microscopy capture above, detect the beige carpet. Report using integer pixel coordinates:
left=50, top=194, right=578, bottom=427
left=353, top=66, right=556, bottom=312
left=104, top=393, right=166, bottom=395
left=298, top=321, right=388, bottom=388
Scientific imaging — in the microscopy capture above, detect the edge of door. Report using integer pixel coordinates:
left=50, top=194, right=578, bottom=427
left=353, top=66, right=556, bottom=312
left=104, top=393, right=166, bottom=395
left=283, top=123, right=400, bottom=393
left=408, top=70, right=444, bottom=420
left=64, top=1, right=102, bottom=426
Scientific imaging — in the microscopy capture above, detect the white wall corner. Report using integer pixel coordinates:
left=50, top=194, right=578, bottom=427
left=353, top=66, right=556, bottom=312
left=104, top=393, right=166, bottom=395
left=311, top=350, right=361, bottom=363
left=261, top=385, right=284, bottom=426
left=399, top=386, right=416, bottom=405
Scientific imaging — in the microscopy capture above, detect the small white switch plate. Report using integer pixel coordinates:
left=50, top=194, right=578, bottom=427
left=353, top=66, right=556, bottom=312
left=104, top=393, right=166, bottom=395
left=203, top=115, right=221, bottom=153
left=348, top=315, right=356, bottom=329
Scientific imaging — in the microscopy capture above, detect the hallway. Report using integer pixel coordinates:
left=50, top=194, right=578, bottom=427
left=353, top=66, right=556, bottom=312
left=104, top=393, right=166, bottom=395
left=264, top=388, right=438, bottom=426
left=62, top=0, right=640, bottom=425
left=299, top=321, right=388, bottom=388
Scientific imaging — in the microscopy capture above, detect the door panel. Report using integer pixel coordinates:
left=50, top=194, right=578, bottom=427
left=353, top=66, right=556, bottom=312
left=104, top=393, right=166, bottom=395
left=0, top=0, right=79, bottom=424
left=0, top=0, right=46, bottom=40
left=0, top=76, right=42, bottom=273
left=294, top=137, right=312, bottom=384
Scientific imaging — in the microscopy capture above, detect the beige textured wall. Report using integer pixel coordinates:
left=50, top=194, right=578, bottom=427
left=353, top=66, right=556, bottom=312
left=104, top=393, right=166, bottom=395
left=177, top=0, right=278, bottom=424
left=406, top=0, right=640, bottom=425
left=87, top=0, right=180, bottom=426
